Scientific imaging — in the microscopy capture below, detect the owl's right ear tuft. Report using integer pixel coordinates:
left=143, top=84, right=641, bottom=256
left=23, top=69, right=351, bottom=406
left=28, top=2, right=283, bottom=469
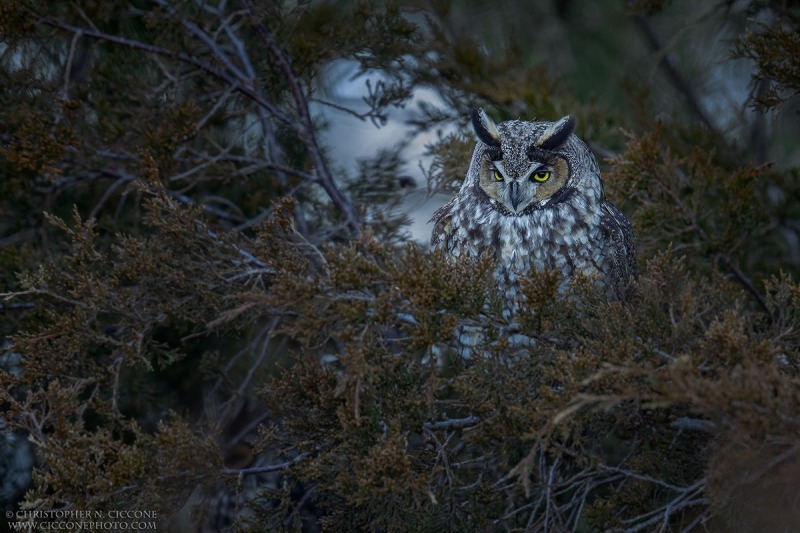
left=471, top=108, right=501, bottom=147
left=535, top=115, right=576, bottom=151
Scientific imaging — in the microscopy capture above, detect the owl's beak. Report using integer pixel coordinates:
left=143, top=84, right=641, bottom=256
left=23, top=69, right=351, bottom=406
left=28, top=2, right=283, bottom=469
left=509, top=181, right=521, bottom=211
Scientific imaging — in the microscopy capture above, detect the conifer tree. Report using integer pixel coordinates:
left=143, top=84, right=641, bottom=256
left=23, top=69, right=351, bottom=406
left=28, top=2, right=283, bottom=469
left=1, top=0, right=799, bottom=530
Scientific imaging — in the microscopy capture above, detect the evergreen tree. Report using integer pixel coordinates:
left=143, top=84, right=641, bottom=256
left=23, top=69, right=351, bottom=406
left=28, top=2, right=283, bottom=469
left=1, top=0, right=799, bottom=530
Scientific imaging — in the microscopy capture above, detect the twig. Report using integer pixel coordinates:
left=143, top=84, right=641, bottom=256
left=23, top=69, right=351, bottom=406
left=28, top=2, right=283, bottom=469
left=94, top=166, right=247, bottom=223
left=671, top=416, right=717, bottom=433
left=221, top=452, right=310, bottom=476
left=312, top=97, right=376, bottom=122
left=61, top=30, right=82, bottom=100
left=632, top=14, right=717, bottom=133
left=181, top=16, right=249, bottom=81
left=109, top=356, right=123, bottom=416
left=1, top=289, right=88, bottom=308
left=88, top=174, right=133, bottom=219
left=598, top=464, right=692, bottom=492
left=37, top=16, right=292, bottom=126
left=227, top=410, right=271, bottom=448
left=239, top=0, right=362, bottom=238
left=717, top=253, right=771, bottom=317
left=622, top=478, right=708, bottom=532
left=235, top=317, right=279, bottom=397
left=183, top=150, right=317, bottom=182
left=627, top=497, right=709, bottom=532
left=543, top=456, right=560, bottom=533
left=221, top=441, right=333, bottom=476
left=193, top=84, right=236, bottom=133
left=217, top=12, right=311, bottom=235
left=423, top=416, right=481, bottom=431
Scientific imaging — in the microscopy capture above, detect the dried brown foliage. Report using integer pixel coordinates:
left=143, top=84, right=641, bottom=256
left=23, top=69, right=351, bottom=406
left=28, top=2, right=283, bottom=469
left=2, top=1, right=800, bottom=532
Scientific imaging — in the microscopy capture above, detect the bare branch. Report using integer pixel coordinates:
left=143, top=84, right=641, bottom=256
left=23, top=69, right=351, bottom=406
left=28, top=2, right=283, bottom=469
left=598, top=465, right=694, bottom=492
left=221, top=451, right=310, bottom=476
left=221, top=441, right=333, bottom=477
left=423, top=416, right=481, bottom=431
left=239, top=0, right=362, bottom=238
left=632, top=14, right=717, bottom=133
left=718, top=253, right=772, bottom=317
left=37, top=16, right=293, bottom=126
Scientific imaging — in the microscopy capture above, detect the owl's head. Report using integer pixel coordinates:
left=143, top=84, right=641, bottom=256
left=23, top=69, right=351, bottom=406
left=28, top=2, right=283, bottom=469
left=467, top=108, right=602, bottom=216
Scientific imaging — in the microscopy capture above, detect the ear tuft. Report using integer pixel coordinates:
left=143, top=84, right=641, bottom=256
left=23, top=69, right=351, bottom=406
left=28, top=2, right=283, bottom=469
left=535, top=115, right=576, bottom=150
left=471, top=108, right=501, bottom=147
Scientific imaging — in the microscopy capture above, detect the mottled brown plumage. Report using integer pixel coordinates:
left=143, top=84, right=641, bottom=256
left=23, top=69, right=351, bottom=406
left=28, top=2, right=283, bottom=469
left=432, top=109, right=635, bottom=312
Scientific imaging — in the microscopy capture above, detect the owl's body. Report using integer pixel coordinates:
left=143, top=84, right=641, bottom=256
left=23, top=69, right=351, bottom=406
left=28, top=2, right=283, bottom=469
left=432, top=110, right=635, bottom=309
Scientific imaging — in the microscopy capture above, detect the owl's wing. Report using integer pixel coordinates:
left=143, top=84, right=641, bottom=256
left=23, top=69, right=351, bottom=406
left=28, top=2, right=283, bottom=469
left=600, top=201, right=637, bottom=282
left=430, top=197, right=457, bottom=250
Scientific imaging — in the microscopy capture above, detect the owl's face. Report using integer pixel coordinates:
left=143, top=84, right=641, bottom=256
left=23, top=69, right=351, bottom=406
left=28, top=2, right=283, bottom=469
left=469, top=110, right=595, bottom=216
left=477, top=146, right=571, bottom=215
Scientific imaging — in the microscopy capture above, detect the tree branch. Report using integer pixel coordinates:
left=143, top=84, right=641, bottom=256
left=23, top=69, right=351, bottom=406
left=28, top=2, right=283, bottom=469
left=718, top=253, right=771, bottom=317
left=423, top=416, right=481, bottom=430
left=36, top=16, right=293, bottom=127
left=239, top=0, right=362, bottom=238
left=221, top=441, right=333, bottom=476
left=221, top=451, right=310, bottom=476
left=632, top=14, right=718, bottom=133
left=40, top=6, right=360, bottom=238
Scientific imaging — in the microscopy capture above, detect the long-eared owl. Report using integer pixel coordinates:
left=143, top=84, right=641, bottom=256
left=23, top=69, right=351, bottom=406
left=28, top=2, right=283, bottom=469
left=431, top=109, right=635, bottom=309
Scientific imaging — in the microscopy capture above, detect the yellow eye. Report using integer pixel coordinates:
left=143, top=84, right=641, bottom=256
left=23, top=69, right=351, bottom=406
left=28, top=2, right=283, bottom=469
left=493, top=169, right=504, bottom=182
left=532, top=171, right=551, bottom=182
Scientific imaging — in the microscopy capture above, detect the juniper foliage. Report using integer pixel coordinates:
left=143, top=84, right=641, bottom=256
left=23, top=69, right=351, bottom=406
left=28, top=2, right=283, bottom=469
left=1, top=0, right=800, bottom=531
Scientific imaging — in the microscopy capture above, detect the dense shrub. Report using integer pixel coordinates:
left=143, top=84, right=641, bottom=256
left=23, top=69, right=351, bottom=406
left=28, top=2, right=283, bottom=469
left=1, top=0, right=800, bottom=531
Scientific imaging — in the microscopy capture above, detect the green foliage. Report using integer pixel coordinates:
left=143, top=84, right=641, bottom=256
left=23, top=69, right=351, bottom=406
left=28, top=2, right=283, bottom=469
left=734, top=11, right=800, bottom=111
left=607, top=125, right=774, bottom=276
left=2, top=0, right=800, bottom=531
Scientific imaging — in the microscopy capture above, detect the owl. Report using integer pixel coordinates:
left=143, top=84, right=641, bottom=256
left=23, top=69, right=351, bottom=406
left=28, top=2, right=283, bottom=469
left=431, top=109, right=635, bottom=310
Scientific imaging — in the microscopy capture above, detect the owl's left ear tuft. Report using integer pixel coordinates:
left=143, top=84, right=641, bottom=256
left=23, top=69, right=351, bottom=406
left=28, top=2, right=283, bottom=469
left=535, top=115, right=576, bottom=151
left=471, top=108, right=501, bottom=147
